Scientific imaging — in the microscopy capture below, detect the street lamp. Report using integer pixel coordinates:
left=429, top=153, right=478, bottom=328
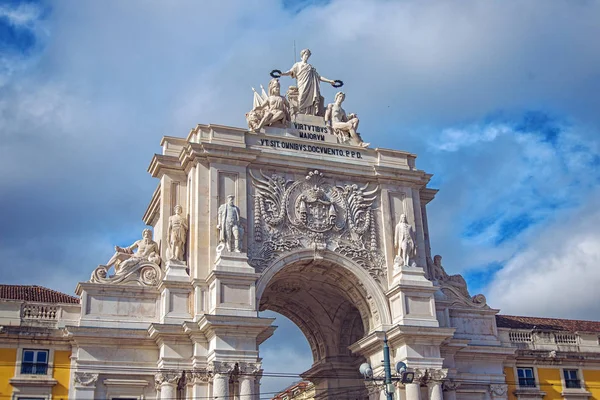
left=359, top=336, right=414, bottom=400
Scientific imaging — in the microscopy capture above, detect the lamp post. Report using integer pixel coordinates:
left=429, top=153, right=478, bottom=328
left=359, top=333, right=415, bottom=400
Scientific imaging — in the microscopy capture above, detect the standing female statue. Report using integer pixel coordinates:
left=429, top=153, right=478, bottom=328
left=280, top=49, right=338, bottom=116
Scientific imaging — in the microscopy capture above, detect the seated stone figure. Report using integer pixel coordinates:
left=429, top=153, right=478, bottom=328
left=429, top=255, right=470, bottom=298
left=105, top=229, right=161, bottom=274
left=246, top=78, right=290, bottom=132
left=325, top=92, right=369, bottom=148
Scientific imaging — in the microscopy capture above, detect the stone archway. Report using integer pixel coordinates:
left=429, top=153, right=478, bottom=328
left=257, top=250, right=392, bottom=400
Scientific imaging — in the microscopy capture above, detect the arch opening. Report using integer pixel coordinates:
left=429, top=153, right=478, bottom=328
left=258, top=255, right=380, bottom=400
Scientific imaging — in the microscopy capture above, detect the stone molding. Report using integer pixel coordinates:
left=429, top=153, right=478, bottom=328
left=238, top=361, right=262, bottom=376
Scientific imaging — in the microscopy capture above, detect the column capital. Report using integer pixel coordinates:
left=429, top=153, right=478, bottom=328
left=208, top=360, right=237, bottom=375
left=238, top=361, right=262, bottom=376
left=74, top=372, right=99, bottom=388
left=155, top=370, right=181, bottom=391
left=443, top=379, right=460, bottom=391
left=428, top=368, right=448, bottom=383
left=186, top=368, right=213, bottom=384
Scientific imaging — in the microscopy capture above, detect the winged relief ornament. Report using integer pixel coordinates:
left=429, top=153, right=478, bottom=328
left=249, top=170, right=386, bottom=283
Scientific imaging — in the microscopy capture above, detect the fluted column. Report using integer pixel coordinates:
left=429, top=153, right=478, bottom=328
left=405, top=383, right=422, bottom=400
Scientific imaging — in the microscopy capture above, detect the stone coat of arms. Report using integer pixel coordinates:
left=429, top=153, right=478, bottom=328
left=249, top=170, right=386, bottom=283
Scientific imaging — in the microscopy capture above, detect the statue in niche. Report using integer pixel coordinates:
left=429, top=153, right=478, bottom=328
left=246, top=78, right=290, bottom=132
left=394, top=214, right=416, bottom=267
left=279, top=48, right=339, bottom=116
left=430, top=255, right=470, bottom=298
left=167, top=205, right=188, bottom=262
left=105, top=229, right=161, bottom=273
left=325, top=91, right=369, bottom=148
left=217, top=195, right=243, bottom=252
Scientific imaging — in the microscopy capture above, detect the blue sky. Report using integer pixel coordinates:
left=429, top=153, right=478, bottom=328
left=1, top=0, right=600, bottom=394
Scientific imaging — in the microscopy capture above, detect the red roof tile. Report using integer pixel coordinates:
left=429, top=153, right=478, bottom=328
left=496, top=314, right=600, bottom=333
left=0, top=285, right=79, bottom=304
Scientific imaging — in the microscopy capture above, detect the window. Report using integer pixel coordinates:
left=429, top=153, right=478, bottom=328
left=517, top=367, right=536, bottom=387
left=564, top=369, right=581, bottom=389
left=21, top=349, right=48, bottom=375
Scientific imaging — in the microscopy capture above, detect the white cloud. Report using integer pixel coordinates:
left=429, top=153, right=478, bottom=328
left=486, top=189, right=600, bottom=320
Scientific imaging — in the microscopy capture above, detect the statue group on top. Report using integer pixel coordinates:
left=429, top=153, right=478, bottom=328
left=246, top=48, right=368, bottom=148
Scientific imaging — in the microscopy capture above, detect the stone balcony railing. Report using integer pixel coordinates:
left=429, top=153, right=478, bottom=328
left=502, top=329, right=600, bottom=352
left=20, top=303, right=60, bottom=327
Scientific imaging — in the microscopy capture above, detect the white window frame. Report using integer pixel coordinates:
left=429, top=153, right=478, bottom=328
left=14, top=347, right=55, bottom=379
left=516, top=366, right=537, bottom=388
left=560, top=367, right=592, bottom=397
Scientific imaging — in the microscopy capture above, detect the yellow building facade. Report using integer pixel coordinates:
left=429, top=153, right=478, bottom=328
left=0, top=285, right=79, bottom=400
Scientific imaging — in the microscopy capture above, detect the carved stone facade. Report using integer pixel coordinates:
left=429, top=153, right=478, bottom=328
left=249, top=169, right=385, bottom=283
left=23, top=55, right=533, bottom=400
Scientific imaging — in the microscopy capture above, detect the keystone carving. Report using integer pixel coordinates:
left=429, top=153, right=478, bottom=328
left=490, top=383, right=508, bottom=396
left=74, top=372, right=98, bottom=387
left=249, top=170, right=385, bottom=283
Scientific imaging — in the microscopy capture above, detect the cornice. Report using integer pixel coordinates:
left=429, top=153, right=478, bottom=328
left=147, top=153, right=184, bottom=178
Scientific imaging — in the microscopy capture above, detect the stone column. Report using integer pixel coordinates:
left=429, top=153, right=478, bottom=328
left=239, top=375, right=254, bottom=399
left=442, top=380, right=460, bottom=400
left=428, top=381, right=443, bottom=400
left=210, top=361, right=236, bottom=399
left=188, top=369, right=211, bottom=400
left=405, top=383, right=421, bottom=400
left=213, top=373, right=230, bottom=399
left=238, top=361, right=261, bottom=400
left=489, top=384, right=508, bottom=400
left=428, top=369, right=448, bottom=400
left=155, top=371, right=180, bottom=400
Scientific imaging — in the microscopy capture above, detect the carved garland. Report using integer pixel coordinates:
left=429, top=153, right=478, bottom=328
left=249, top=170, right=386, bottom=283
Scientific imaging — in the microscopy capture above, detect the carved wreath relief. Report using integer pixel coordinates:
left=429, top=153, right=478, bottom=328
left=249, top=170, right=386, bottom=283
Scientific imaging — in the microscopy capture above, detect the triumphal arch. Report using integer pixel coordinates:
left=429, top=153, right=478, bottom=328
left=69, top=50, right=513, bottom=400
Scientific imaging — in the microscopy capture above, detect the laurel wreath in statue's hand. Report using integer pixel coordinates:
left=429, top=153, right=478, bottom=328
left=270, top=69, right=282, bottom=78
left=332, top=80, right=344, bottom=88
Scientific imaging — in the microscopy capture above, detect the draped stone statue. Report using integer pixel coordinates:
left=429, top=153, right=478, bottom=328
left=105, top=229, right=161, bottom=273
left=394, top=214, right=416, bottom=267
left=167, top=205, right=188, bottom=261
left=280, top=49, right=337, bottom=116
left=325, top=92, right=369, bottom=148
left=217, top=195, right=243, bottom=252
left=246, top=78, right=290, bottom=132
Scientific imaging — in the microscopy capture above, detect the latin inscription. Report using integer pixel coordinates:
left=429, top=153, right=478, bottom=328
left=259, top=139, right=362, bottom=159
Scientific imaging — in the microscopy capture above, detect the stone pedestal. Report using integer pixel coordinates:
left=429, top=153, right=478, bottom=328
left=388, top=264, right=439, bottom=327
left=160, top=260, right=192, bottom=324
left=209, top=251, right=258, bottom=317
